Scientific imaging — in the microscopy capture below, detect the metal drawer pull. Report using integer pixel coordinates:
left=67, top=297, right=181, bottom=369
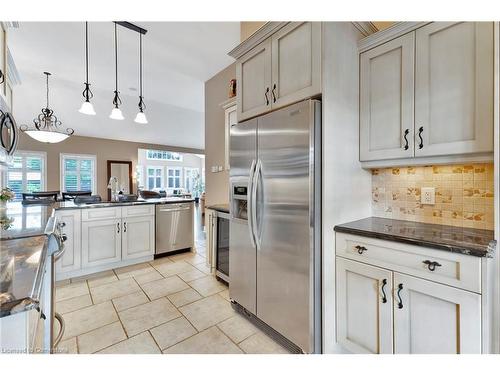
left=124, top=222, right=127, bottom=233
left=54, top=312, right=65, bottom=347
left=355, top=245, right=367, bottom=254
left=381, top=279, right=388, bottom=304
left=418, top=126, right=424, bottom=149
left=403, top=128, right=409, bottom=150
left=265, top=87, right=270, bottom=105
left=396, top=283, right=404, bottom=309
left=117, top=222, right=120, bottom=233
left=422, top=260, right=442, bottom=271
left=272, top=83, right=277, bottom=103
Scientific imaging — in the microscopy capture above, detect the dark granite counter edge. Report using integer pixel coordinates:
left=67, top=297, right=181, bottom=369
left=206, top=204, right=230, bottom=213
left=334, top=225, right=496, bottom=258
left=55, top=198, right=195, bottom=211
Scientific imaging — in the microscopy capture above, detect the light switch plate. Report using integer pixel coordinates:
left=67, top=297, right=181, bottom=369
left=211, top=166, right=217, bottom=173
left=421, top=187, right=436, bottom=205
left=218, top=166, right=224, bottom=172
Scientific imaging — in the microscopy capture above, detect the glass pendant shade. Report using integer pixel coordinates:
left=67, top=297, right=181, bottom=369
left=24, top=130, right=69, bottom=144
left=79, top=100, right=96, bottom=115
left=134, top=111, right=148, bottom=124
left=109, top=107, right=124, bottom=120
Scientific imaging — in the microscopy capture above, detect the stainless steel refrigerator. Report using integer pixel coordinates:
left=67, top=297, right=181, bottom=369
left=229, top=99, right=321, bottom=354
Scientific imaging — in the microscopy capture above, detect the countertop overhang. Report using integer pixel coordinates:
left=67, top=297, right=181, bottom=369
left=334, top=217, right=496, bottom=258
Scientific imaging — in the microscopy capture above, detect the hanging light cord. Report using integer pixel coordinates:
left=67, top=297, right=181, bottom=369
left=82, top=21, right=93, bottom=101
left=138, top=33, right=146, bottom=111
left=112, top=22, right=121, bottom=108
left=45, top=72, right=50, bottom=109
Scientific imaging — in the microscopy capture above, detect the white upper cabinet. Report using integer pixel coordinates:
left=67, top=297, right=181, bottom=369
left=270, top=22, right=321, bottom=109
left=235, top=22, right=321, bottom=122
left=414, top=22, right=494, bottom=157
left=359, top=22, right=494, bottom=165
left=360, top=33, right=415, bottom=161
left=393, top=272, right=481, bottom=354
left=236, top=40, right=272, bottom=122
left=336, top=257, right=393, bottom=354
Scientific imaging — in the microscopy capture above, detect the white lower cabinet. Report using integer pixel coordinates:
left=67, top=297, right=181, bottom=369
left=393, top=272, right=481, bottom=354
left=81, top=219, right=122, bottom=268
left=336, top=258, right=393, bottom=354
left=121, top=215, right=155, bottom=260
left=55, top=210, right=81, bottom=274
left=335, top=233, right=483, bottom=354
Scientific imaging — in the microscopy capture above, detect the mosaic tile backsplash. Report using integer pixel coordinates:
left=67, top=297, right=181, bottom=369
left=371, top=164, right=495, bottom=230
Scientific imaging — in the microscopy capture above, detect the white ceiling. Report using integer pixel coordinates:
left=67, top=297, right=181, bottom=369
left=8, top=22, right=240, bottom=150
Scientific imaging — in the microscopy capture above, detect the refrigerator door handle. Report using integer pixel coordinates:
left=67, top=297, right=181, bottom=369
left=247, top=159, right=257, bottom=248
left=252, top=159, right=262, bottom=250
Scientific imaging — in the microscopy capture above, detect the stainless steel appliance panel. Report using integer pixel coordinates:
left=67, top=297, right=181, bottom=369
left=215, top=211, right=230, bottom=282
left=229, top=118, right=257, bottom=314
left=255, top=100, right=320, bottom=353
left=155, top=203, right=194, bottom=254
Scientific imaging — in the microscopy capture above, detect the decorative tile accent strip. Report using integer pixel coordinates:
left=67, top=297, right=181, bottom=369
left=371, top=164, right=494, bottom=230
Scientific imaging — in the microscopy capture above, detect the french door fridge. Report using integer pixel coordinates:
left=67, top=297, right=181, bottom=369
left=229, top=99, right=321, bottom=354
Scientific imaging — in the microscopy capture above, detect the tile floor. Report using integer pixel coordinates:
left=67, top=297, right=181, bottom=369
left=55, top=207, right=289, bottom=354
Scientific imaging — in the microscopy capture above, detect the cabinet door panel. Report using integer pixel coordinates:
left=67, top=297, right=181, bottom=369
left=336, top=258, right=393, bottom=354
left=81, top=219, right=121, bottom=267
left=55, top=210, right=82, bottom=275
left=393, top=272, right=481, bottom=354
left=236, top=40, right=272, bottom=121
left=360, top=32, right=415, bottom=161
left=415, top=22, right=493, bottom=156
left=122, top=216, right=155, bottom=260
left=271, top=22, right=321, bottom=108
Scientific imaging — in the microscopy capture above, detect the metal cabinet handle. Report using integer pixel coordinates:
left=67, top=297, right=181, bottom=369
left=35, top=306, right=46, bottom=320
left=381, top=279, right=388, bottom=304
left=117, top=222, right=120, bottom=233
left=124, top=222, right=127, bottom=233
left=355, top=245, right=367, bottom=254
left=264, top=87, right=270, bottom=105
left=418, top=126, right=424, bottom=149
left=0, top=69, right=4, bottom=85
left=272, top=83, right=277, bottom=103
left=61, top=234, right=67, bottom=243
left=403, top=128, right=409, bottom=150
left=422, top=260, right=442, bottom=271
left=58, top=221, right=66, bottom=229
left=396, top=283, right=404, bottom=309
left=53, top=312, right=65, bottom=348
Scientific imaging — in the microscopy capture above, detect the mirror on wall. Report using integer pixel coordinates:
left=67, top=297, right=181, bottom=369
left=107, top=160, right=133, bottom=200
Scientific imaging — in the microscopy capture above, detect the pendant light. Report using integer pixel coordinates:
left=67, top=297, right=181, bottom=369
left=134, top=32, right=147, bottom=124
left=79, top=22, right=96, bottom=115
left=20, top=72, right=74, bottom=144
left=109, top=23, right=124, bottom=120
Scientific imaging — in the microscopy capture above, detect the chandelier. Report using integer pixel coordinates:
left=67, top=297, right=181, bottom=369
left=21, top=72, right=74, bottom=143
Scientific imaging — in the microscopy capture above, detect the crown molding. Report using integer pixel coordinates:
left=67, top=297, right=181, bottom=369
left=358, top=22, right=431, bottom=52
left=220, top=97, right=236, bottom=109
left=228, top=22, right=288, bottom=59
left=351, top=22, right=378, bottom=37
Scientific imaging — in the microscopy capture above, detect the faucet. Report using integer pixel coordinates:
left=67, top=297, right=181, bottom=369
left=107, top=176, right=119, bottom=201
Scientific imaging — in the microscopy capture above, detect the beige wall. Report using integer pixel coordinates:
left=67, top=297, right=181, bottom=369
left=204, top=63, right=236, bottom=206
left=240, top=22, right=266, bottom=41
left=17, top=133, right=203, bottom=199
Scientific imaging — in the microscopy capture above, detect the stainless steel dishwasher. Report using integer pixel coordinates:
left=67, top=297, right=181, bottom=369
left=155, top=202, right=194, bottom=255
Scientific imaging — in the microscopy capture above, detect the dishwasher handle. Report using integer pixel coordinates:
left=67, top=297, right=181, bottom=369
left=157, top=207, right=191, bottom=213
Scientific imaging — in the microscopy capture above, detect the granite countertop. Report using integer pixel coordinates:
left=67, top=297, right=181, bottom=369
left=334, top=217, right=496, bottom=258
left=207, top=203, right=230, bottom=213
left=0, top=198, right=195, bottom=240
left=0, top=235, right=48, bottom=317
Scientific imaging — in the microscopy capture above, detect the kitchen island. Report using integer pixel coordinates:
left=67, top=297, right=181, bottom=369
left=1, top=198, right=195, bottom=282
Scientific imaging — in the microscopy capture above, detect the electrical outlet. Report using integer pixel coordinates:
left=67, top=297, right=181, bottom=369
left=211, top=166, right=217, bottom=173
left=218, top=166, right=224, bottom=172
left=421, top=187, right=435, bottom=205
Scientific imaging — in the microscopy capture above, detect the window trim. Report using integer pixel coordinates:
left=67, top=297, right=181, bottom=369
left=183, top=167, right=200, bottom=193
left=7, top=150, right=47, bottom=200
left=146, top=150, right=183, bottom=162
left=166, top=166, right=183, bottom=189
left=146, top=166, right=164, bottom=190
left=60, top=153, right=97, bottom=194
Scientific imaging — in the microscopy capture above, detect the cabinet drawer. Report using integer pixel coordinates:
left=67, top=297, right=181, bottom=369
left=81, top=207, right=121, bottom=221
left=335, top=233, right=481, bottom=293
left=121, top=204, right=155, bottom=217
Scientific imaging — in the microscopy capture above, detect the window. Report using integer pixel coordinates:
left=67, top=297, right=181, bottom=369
left=147, top=167, right=163, bottom=190
left=60, top=154, right=96, bottom=193
left=146, top=150, right=183, bottom=162
left=7, top=151, right=46, bottom=200
left=167, top=167, right=182, bottom=189
left=184, top=168, right=200, bottom=193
